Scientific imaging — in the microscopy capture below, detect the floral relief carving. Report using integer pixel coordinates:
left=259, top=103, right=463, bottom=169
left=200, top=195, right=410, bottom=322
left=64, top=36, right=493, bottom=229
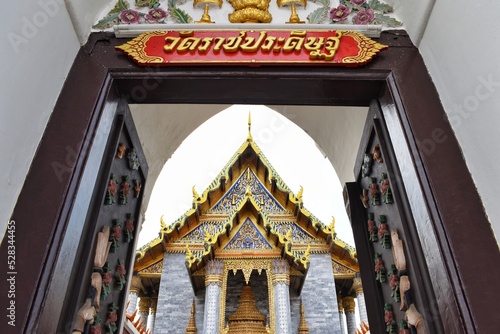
left=94, top=0, right=401, bottom=30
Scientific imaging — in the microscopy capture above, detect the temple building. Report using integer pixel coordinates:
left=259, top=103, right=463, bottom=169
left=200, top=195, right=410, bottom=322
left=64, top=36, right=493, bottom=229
left=127, top=121, right=363, bottom=334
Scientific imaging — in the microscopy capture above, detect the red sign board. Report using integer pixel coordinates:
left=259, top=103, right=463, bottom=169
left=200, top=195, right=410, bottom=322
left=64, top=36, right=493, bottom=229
left=116, top=30, right=387, bottom=67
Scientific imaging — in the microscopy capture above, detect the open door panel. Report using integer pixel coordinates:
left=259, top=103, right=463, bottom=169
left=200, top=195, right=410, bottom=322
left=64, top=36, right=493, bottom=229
left=344, top=101, right=442, bottom=334
left=61, top=100, right=148, bottom=334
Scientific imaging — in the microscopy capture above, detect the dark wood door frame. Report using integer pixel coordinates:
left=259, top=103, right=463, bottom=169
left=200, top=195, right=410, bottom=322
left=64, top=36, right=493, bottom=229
left=1, top=30, right=498, bottom=333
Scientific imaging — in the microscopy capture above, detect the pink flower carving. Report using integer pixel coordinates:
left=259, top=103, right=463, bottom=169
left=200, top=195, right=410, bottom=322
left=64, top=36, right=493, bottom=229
left=145, top=8, right=167, bottom=23
left=119, top=9, right=141, bottom=24
left=351, top=0, right=367, bottom=6
left=108, top=310, right=118, bottom=324
left=329, top=5, right=351, bottom=22
left=125, top=219, right=134, bottom=233
left=117, top=263, right=126, bottom=277
left=353, top=9, right=375, bottom=25
left=103, top=271, right=113, bottom=285
left=90, top=325, right=102, bottom=334
left=112, top=226, right=121, bottom=240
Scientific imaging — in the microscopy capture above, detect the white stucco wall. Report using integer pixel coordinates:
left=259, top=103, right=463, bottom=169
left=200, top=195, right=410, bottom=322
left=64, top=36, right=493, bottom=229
left=417, top=0, right=500, bottom=241
left=65, top=0, right=106, bottom=44
left=384, top=0, right=435, bottom=45
left=0, top=0, right=79, bottom=240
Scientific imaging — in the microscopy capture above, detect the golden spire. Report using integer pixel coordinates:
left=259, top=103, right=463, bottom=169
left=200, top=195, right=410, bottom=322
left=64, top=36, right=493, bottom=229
left=227, top=285, right=267, bottom=334
left=247, top=112, right=253, bottom=142
left=298, top=302, right=309, bottom=334
left=186, top=299, right=197, bottom=334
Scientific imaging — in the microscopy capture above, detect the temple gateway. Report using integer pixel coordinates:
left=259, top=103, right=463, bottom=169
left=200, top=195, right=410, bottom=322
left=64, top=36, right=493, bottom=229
left=127, top=121, right=364, bottom=334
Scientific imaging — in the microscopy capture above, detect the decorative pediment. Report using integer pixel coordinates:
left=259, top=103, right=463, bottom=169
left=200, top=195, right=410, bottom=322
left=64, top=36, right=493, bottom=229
left=177, top=220, right=222, bottom=244
left=210, top=168, right=286, bottom=214
left=332, top=259, right=357, bottom=278
left=224, top=218, right=272, bottom=251
left=273, top=221, right=325, bottom=245
left=138, top=260, right=163, bottom=277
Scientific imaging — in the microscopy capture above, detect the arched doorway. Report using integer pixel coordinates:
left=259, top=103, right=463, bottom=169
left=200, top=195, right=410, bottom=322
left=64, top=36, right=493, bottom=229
left=4, top=31, right=494, bottom=334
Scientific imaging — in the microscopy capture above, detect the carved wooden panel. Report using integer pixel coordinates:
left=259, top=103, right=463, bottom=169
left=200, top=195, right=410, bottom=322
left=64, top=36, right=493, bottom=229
left=65, top=102, right=148, bottom=333
left=344, top=102, right=441, bottom=334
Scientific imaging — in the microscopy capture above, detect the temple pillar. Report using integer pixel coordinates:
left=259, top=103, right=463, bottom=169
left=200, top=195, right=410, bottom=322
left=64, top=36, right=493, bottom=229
left=338, top=296, right=346, bottom=334
left=138, top=297, right=151, bottom=329
left=203, top=259, right=224, bottom=334
left=343, top=296, right=357, bottom=334
left=127, top=291, right=139, bottom=316
left=147, top=298, right=157, bottom=334
left=352, top=276, right=368, bottom=325
left=127, top=274, right=143, bottom=315
left=271, top=259, right=292, bottom=334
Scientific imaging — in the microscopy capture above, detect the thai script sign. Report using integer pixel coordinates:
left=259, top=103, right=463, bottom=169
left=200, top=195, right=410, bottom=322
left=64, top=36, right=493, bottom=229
left=116, top=30, right=387, bottom=67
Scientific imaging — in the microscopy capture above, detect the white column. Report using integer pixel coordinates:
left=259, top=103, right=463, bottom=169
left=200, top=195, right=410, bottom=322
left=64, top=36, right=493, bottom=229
left=352, top=276, right=368, bottom=325
left=203, top=260, right=224, bottom=334
left=147, top=298, right=157, bottom=334
left=127, top=291, right=139, bottom=315
left=338, top=297, right=347, bottom=334
left=272, top=259, right=292, bottom=334
left=127, top=274, right=143, bottom=315
left=356, top=293, right=368, bottom=325
left=343, top=296, right=357, bottom=334
left=138, top=297, right=151, bottom=328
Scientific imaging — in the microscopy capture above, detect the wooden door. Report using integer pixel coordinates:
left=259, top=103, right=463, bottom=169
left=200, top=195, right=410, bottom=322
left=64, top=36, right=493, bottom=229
left=344, top=101, right=442, bottom=334
left=61, top=101, right=148, bottom=334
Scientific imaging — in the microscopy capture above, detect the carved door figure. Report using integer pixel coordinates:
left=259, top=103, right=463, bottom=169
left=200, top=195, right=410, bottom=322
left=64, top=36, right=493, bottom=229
left=63, top=101, right=148, bottom=334
left=344, top=101, right=442, bottom=334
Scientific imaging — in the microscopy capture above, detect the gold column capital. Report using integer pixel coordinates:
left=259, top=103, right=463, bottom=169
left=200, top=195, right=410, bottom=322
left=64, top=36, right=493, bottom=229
left=352, top=276, right=364, bottom=295
left=205, top=259, right=224, bottom=286
left=337, top=295, right=344, bottom=313
left=272, top=273, right=290, bottom=285
left=271, top=259, right=290, bottom=285
left=343, top=296, right=356, bottom=313
left=129, top=275, right=143, bottom=293
left=138, top=297, right=151, bottom=313
left=150, top=298, right=158, bottom=314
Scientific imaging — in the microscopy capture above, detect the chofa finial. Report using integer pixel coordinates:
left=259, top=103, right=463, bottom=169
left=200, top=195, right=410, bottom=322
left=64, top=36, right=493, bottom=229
left=247, top=112, right=253, bottom=142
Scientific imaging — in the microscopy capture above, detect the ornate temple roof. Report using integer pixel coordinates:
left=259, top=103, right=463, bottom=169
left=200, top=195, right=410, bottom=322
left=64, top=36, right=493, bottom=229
left=134, top=115, right=358, bottom=292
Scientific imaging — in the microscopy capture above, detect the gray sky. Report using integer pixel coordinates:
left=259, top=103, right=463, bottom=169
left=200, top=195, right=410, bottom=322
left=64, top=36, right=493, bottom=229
left=137, top=105, right=355, bottom=248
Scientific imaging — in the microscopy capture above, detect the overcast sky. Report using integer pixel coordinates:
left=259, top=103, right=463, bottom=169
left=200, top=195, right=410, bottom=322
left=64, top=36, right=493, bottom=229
left=137, top=105, right=355, bottom=248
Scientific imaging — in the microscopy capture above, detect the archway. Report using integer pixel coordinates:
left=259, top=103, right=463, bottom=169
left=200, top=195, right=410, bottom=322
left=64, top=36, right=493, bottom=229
left=3, top=31, right=492, bottom=334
